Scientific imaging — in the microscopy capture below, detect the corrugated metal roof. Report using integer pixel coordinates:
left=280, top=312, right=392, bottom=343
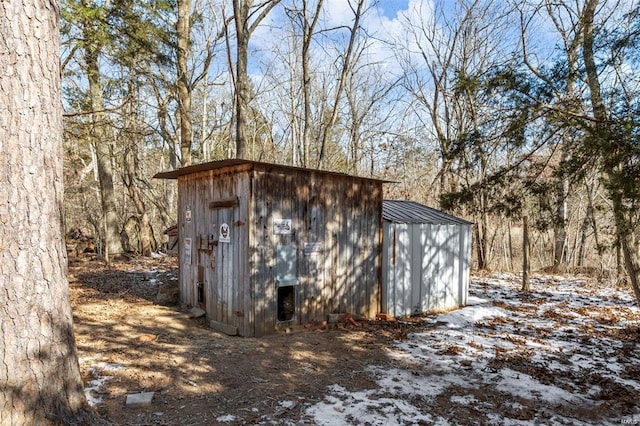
left=383, top=200, right=473, bottom=225
left=154, top=159, right=393, bottom=183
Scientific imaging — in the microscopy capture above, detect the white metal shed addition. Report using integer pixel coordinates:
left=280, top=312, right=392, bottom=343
left=382, top=200, right=473, bottom=317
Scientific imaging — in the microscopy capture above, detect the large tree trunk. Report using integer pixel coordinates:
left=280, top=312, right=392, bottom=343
left=232, top=0, right=281, bottom=160
left=610, top=190, right=640, bottom=301
left=300, top=0, right=323, bottom=167
left=124, top=143, right=155, bottom=256
left=582, top=0, right=640, bottom=301
left=546, top=0, right=582, bottom=271
left=177, top=0, right=193, bottom=166
left=0, top=1, right=95, bottom=423
left=82, top=0, right=123, bottom=258
left=233, top=0, right=250, bottom=159
left=122, top=79, right=154, bottom=256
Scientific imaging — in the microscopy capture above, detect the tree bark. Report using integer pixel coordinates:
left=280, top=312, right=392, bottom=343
left=553, top=153, right=568, bottom=268
left=124, top=141, right=154, bottom=256
left=82, top=0, right=123, bottom=258
left=233, top=0, right=249, bottom=159
left=232, top=0, right=281, bottom=159
left=177, top=0, right=193, bottom=166
left=543, top=0, right=582, bottom=271
left=522, top=216, right=530, bottom=291
left=474, top=222, right=487, bottom=271
left=151, top=78, right=179, bottom=169
left=582, top=0, right=640, bottom=301
left=316, top=0, right=364, bottom=169
left=0, top=1, right=95, bottom=423
left=301, top=0, right=323, bottom=167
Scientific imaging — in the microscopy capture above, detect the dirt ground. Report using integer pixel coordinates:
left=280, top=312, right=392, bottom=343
left=69, top=257, right=640, bottom=425
left=69, top=257, right=407, bottom=425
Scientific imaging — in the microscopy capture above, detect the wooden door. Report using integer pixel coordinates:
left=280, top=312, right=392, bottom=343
left=207, top=204, right=238, bottom=335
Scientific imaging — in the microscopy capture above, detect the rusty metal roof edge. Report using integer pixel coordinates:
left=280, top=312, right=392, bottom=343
left=153, top=158, right=396, bottom=183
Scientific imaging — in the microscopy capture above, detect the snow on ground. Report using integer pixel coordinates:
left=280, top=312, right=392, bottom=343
left=80, top=356, right=123, bottom=406
left=303, top=274, right=640, bottom=425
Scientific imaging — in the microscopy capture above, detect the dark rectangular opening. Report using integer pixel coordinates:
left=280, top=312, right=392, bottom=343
left=277, top=286, right=295, bottom=322
left=197, top=265, right=205, bottom=307
left=197, top=282, right=205, bottom=306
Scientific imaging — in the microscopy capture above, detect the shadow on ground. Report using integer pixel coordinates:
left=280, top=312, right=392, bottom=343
left=68, top=257, right=398, bottom=425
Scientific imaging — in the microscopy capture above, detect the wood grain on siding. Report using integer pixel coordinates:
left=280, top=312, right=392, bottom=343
left=179, top=164, right=383, bottom=337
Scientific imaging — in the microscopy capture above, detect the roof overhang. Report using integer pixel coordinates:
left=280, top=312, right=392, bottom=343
left=154, top=159, right=395, bottom=184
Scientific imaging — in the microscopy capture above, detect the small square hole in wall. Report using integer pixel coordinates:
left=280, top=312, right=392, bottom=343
left=277, top=286, right=295, bottom=322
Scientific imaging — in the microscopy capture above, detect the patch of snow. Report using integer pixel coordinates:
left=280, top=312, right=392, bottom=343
left=304, top=273, right=640, bottom=424
left=94, top=361, right=123, bottom=371
left=466, top=295, right=489, bottom=306
left=435, top=305, right=508, bottom=328
left=82, top=362, right=123, bottom=406
left=304, top=384, right=436, bottom=425
left=495, top=368, right=583, bottom=404
left=278, top=400, right=296, bottom=409
left=216, top=414, right=237, bottom=423
left=450, top=394, right=477, bottom=405
left=84, top=375, right=112, bottom=406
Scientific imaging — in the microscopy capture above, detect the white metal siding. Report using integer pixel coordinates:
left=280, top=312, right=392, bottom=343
left=382, top=222, right=471, bottom=317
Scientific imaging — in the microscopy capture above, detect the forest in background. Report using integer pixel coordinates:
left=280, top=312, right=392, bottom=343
left=60, top=0, right=640, bottom=291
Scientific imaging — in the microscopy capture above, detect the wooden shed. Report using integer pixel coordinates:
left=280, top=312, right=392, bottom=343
left=381, top=200, right=472, bottom=317
left=154, top=159, right=385, bottom=337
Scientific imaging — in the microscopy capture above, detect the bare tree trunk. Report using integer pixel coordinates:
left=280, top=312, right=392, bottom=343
left=474, top=223, right=486, bottom=271
left=122, top=76, right=155, bottom=256
left=0, top=1, right=96, bottom=423
left=611, top=193, right=640, bottom=300
left=234, top=0, right=249, bottom=158
left=316, top=0, right=364, bottom=169
left=508, top=220, right=514, bottom=271
left=522, top=216, right=530, bottom=291
left=82, top=0, right=123, bottom=259
left=553, top=154, right=568, bottom=268
left=124, top=142, right=154, bottom=256
left=177, top=0, right=193, bottom=166
left=232, top=0, right=281, bottom=159
left=152, top=79, right=179, bottom=169
left=583, top=0, right=640, bottom=301
left=578, top=176, right=600, bottom=267
left=301, top=0, right=323, bottom=167
left=201, top=78, right=210, bottom=161
left=577, top=211, right=589, bottom=267
left=543, top=0, right=582, bottom=271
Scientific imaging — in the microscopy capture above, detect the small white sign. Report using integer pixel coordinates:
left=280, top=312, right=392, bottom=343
left=273, top=219, right=292, bottom=234
left=219, top=223, right=231, bottom=243
left=304, top=242, right=322, bottom=256
left=185, top=208, right=192, bottom=223
left=184, top=238, right=192, bottom=264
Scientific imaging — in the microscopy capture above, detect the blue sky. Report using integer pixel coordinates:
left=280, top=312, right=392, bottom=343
left=378, top=0, right=410, bottom=18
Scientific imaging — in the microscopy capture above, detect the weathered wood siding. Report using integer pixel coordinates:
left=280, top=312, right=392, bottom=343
left=249, top=169, right=382, bottom=337
left=176, top=162, right=383, bottom=337
left=382, top=222, right=471, bottom=317
left=177, top=168, right=251, bottom=336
